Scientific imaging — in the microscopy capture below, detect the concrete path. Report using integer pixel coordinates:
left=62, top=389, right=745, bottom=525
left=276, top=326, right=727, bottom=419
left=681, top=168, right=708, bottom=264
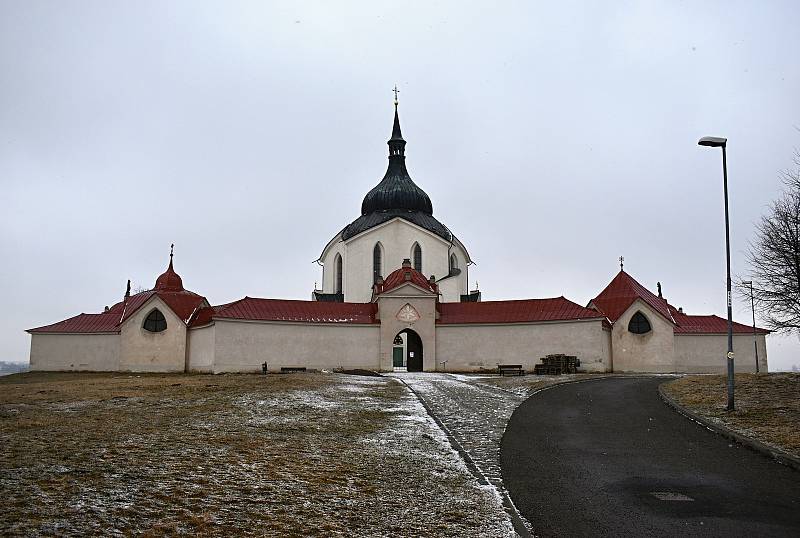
left=391, top=373, right=524, bottom=487
left=501, top=377, right=800, bottom=537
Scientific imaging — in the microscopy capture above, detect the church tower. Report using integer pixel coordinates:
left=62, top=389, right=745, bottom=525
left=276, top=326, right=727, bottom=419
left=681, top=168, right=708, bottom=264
left=314, top=94, right=472, bottom=303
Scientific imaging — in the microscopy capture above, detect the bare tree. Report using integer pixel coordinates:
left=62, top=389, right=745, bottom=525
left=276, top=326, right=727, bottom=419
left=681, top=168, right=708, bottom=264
left=745, top=149, right=800, bottom=333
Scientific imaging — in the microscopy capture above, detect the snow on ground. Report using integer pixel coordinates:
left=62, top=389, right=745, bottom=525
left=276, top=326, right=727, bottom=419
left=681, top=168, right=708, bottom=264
left=0, top=372, right=513, bottom=537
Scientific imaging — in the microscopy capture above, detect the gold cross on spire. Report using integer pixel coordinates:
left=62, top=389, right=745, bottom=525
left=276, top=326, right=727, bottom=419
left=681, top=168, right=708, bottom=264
left=392, top=85, right=399, bottom=105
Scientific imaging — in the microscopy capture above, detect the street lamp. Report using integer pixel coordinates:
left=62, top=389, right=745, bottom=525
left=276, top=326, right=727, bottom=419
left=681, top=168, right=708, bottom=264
left=698, top=135, right=735, bottom=411
left=742, top=280, right=759, bottom=373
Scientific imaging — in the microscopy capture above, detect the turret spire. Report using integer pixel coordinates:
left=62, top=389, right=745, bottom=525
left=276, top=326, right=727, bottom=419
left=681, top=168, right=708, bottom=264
left=388, top=87, right=405, bottom=155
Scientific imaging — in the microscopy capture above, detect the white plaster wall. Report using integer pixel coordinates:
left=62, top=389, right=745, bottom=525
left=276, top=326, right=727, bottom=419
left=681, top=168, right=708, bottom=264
left=119, top=297, right=187, bottom=372
left=187, top=325, right=215, bottom=372
left=29, top=333, right=120, bottom=371
left=212, top=320, right=381, bottom=373
left=611, top=300, right=676, bottom=372
left=674, top=334, right=768, bottom=373
left=320, top=219, right=468, bottom=302
left=435, top=319, right=610, bottom=373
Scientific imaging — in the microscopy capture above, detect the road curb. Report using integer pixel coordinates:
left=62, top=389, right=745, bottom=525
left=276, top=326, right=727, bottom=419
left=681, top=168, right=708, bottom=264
left=658, top=383, right=800, bottom=472
left=394, top=377, right=533, bottom=538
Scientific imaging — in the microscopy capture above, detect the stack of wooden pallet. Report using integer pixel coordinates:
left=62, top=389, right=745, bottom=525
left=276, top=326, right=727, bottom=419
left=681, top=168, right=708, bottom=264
left=533, top=354, right=579, bottom=375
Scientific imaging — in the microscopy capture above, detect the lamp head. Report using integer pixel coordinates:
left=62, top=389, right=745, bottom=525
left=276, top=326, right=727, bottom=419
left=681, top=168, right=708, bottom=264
left=698, top=136, right=727, bottom=148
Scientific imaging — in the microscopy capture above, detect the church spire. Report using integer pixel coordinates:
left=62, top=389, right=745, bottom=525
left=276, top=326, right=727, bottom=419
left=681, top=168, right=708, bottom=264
left=358, top=91, right=433, bottom=216
left=388, top=86, right=406, bottom=157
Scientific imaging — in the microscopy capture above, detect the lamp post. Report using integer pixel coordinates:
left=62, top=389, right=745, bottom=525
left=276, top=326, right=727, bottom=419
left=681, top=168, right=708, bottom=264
left=742, top=280, right=759, bottom=373
left=698, top=136, right=735, bottom=411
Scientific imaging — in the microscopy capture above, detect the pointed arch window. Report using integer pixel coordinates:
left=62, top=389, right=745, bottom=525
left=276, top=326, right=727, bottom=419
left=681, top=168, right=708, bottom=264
left=628, top=311, right=652, bottom=334
left=413, top=243, right=422, bottom=272
left=334, top=254, right=343, bottom=294
left=373, top=243, right=383, bottom=282
left=143, top=309, right=167, bottom=333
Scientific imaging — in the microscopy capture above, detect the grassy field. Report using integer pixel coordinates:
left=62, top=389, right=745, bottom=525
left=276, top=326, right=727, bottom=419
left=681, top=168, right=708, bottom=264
left=0, top=372, right=513, bottom=537
left=662, top=373, right=800, bottom=458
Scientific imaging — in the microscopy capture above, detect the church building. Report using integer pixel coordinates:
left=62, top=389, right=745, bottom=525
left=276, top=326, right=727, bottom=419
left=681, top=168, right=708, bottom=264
left=27, top=100, right=769, bottom=374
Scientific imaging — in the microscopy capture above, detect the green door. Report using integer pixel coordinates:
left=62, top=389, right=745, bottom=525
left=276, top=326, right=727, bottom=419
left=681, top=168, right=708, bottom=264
left=393, top=347, right=404, bottom=367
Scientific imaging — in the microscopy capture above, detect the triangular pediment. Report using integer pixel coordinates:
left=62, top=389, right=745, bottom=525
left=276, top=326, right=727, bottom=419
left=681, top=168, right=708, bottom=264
left=379, top=281, right=437, bottom=297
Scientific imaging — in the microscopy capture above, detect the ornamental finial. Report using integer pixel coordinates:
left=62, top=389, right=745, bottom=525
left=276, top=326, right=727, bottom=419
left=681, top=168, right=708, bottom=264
left=619, top=256, right=624, bottom=271
left=170, top=243, right=174, bottom=260
left=392, top=85, right=399, bottom=106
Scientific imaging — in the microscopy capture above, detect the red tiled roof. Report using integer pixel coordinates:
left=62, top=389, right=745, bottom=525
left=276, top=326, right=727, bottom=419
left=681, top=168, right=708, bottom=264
left=591, top=270, right=769, bottom=335
left=28, top=289, right=207, bottom=334
left=29, top=257, right=208, bottom=334
left=670, top=306, right=770, bottom=334
left=591, top=271, right=675, bottom=324
left=152, top=291, right=207, bottom=323
left=377, top=266, right=437, bottom=295
left=437, top=297, right=607, bottom=325
left=212, top=297, right=379, bottom=324
left=154, top=259, right=183, bottom=292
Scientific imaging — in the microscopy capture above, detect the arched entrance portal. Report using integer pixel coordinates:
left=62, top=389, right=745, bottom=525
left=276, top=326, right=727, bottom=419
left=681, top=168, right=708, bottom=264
left=392, top=329, right=424, bottom=372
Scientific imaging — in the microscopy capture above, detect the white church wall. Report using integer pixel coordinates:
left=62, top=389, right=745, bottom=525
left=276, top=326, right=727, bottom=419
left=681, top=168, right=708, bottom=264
left=211, top=320, right=381, bottom=373
left=435, top=274, right=465, bottom=303
left=119, top=296, right=187, bottom=372
left=320, top=219, right=468, bottom=303
left=187, top=324, right=215, bottom=372
left=320, top=241, right=346, bottom=295
left=610, top=300, right=676, bottom=372
left=674, top=333, right=768, bottom=373
left=29, top=333, right=120, bottom=371
left=435, top=319, right=610, bottom=373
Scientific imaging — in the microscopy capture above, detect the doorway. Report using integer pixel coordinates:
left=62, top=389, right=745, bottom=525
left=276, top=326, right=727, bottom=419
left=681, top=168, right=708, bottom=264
left=397, top=329, right=423, bottom=372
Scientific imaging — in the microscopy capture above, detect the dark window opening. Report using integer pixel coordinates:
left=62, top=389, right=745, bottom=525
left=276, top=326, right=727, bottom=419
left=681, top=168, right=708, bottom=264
left=413, top=244, right=422, bottom=272
left=373, top=244, right=382, bottom=282
left=143, top=309, right=167, bottom=333
left=335, top=254, right=343, bottom=294
left=628, top=311, right=652, bottom=334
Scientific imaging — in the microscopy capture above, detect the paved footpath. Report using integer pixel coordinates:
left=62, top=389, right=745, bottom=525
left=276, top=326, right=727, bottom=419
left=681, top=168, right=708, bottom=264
left=501, top=377, right=800, bottom=537
left=391, top=373, right=524, bottom=488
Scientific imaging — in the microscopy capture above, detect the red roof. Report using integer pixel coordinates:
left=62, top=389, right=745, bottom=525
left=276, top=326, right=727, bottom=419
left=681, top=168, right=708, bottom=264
left=591, top=271, right=675, bottom=323
left=154, top=258, right=183, bottom=292
left=29, top=258, right=207, bottom=334
left=591, top=270, right=769, bottom=335
left=438, top=297, right=607, bottom=325
left=211, top=297, right=378, bottom=324
left=28, top=289, right=207, bottom=334
left=377, top=266, right=437, bottom=295
left=670, top=307, right=769, bottom=334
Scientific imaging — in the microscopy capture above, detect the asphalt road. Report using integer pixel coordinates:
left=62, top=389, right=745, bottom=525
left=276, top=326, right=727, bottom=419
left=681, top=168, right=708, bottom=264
left=501, top=377, right=800, bottom=537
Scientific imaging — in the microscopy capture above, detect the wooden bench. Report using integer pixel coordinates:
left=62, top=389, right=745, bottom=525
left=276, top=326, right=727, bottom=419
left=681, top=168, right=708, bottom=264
left=280, top=367, right=307, bottom=373
left=497, top=364, right=525, bottom=376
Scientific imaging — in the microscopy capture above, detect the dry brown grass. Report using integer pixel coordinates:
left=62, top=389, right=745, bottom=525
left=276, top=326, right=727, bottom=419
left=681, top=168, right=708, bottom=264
left=662, top=373, right=800, bottom=457
left=0, top=372, right=512, bottom=537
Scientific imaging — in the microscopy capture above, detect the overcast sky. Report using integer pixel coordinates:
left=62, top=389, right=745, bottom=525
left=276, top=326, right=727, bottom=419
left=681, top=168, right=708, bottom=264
left=2, top=1, right=799, bottom=370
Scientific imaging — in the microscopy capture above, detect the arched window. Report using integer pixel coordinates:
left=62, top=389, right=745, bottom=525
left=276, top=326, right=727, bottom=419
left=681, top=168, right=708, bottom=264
left=628, top=311, right=651, bottom=334
left=373, top=243, right=382, bottom=282
left=334, top=254, right=343, bottom=293
left=143, top=309, right=167, bottom=333
left=449, top=253, right=458, bottom=272
left=413, top=243, right=422, bottom=272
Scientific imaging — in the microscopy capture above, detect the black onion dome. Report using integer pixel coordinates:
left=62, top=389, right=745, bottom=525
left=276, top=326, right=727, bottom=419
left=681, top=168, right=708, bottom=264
left=359, top=106, right=434, bottom=216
